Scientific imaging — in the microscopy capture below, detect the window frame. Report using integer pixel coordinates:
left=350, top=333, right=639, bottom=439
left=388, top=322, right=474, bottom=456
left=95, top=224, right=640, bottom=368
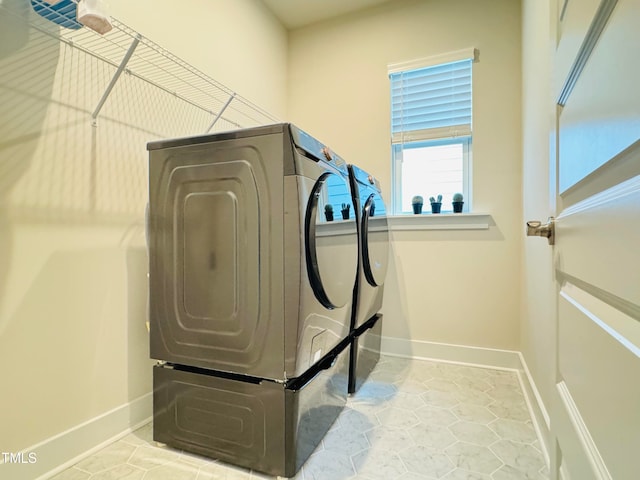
left=392, top=136, right=471, bottom=215
left=389, top=49, right=476, bottom=216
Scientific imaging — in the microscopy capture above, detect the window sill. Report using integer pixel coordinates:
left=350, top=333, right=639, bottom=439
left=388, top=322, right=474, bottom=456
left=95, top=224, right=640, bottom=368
left=387, top=213, right=492, bottom=231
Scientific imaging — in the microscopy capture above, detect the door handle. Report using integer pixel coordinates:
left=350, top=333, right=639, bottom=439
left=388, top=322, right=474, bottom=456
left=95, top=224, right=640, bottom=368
left=526, top=217, right=555, bottom=245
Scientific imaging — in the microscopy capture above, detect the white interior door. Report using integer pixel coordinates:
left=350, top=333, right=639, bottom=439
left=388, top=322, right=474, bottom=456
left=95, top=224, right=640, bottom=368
left=551, top=0, right=640, bottom=478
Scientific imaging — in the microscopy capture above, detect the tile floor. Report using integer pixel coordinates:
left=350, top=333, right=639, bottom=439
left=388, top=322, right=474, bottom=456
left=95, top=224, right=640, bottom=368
left=50, top=356, right=549, bottom=480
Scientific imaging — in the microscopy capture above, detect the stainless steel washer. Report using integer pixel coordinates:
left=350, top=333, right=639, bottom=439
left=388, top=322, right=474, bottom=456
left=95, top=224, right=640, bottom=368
left=147, top=123, right=358, bottom=476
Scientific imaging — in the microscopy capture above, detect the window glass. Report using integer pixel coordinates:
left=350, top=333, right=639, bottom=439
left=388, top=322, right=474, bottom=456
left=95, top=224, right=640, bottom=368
left=398, top=140, right=467, bottom=213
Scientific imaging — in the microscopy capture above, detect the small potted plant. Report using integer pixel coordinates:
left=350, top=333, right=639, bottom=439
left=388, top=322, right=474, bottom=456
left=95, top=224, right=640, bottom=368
left=411, top=195, right=423, bottom=214
left=324, top=204, right=334, bottom=221
left=341, top=203, right=351, bottom=220
left=452, top=192, right=464, bottom=213
left=429, top=195, right=442, bottom=214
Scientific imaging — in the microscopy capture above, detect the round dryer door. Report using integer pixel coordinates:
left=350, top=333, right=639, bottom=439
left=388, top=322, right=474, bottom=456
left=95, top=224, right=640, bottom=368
left=305, top=172, right=358, bottom=309
left=361, top=194, right=390, bottom=287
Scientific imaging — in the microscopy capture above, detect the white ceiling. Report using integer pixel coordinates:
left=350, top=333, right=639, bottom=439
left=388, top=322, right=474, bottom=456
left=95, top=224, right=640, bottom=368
left=260, top=0, right=395, bottom=29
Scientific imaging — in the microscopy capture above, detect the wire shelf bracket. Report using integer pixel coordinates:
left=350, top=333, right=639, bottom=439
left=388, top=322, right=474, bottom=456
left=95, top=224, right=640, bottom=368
left=91, top=34, right=140, bottom=126
left=206, top=92, right=236, bottom=133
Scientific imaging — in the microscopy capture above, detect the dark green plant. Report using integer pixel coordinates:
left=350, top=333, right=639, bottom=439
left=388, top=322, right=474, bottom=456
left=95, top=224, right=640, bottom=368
left=341, top=203, right=351, bottom=219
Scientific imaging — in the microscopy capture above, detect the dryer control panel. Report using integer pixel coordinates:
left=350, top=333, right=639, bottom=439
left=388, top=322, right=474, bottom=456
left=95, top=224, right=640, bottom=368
left=289, top=124, right=347, bottom=170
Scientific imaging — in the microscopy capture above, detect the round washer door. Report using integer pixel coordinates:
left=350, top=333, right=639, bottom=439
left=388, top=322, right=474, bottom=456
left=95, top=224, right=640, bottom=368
left=361, top=193, right=390, bottom=287
left=305, top=172, right=358, bottom=309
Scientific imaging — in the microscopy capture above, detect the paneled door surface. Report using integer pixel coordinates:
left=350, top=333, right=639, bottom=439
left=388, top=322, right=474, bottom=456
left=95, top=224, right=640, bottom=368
left=551, top=0, right=640, bottom=478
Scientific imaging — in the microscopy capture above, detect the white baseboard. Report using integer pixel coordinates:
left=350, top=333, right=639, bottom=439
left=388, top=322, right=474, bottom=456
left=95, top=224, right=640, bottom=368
left=517, top=352, right=552, bottom=464
left=381, top=336, right=552, bottom=470
left=0, top=393, right=152, bottom=480
left=381, top=335, right=522, bottom=369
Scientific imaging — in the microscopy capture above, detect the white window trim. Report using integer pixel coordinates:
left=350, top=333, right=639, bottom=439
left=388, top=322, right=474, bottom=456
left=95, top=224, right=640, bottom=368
left=387, top=47, right=478, bottom=75
left=387, top=212, right=491, bottom=231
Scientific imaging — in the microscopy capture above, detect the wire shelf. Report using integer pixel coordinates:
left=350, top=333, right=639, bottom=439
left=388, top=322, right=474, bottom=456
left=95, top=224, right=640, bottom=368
left=2, top=1, right=280, bottom=130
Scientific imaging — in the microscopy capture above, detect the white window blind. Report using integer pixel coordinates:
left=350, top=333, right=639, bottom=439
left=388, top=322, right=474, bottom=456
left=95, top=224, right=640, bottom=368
left=390, top=58, right=473, bottom=144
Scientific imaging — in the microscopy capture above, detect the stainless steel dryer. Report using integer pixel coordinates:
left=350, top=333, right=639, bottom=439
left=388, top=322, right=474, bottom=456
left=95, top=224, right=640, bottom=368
left=347, top=164, right=390, bottom=393
left=147, top=123, right=358, bottom=477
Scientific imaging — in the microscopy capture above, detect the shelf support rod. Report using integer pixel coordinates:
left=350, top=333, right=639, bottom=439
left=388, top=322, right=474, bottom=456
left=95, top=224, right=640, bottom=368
left=205, top=93, right=236, bottom=133
left=91, top=34, right=141, bottom=126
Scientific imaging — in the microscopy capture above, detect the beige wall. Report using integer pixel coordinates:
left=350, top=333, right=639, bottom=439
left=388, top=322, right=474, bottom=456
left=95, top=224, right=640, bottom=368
left=521, top=0, right=556, bottom=450
left=288, top=0, right=523, bottom=350
left=110, top=0, right=287, bottom=119
left=0, top=0, right=286, bottom=455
